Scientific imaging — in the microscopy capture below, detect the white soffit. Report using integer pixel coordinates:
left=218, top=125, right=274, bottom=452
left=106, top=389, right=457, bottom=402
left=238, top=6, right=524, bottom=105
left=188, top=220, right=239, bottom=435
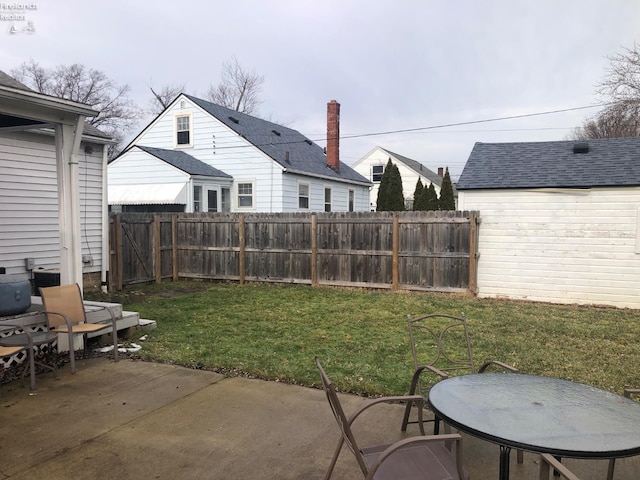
left=108, top=183, right=187, bottom=205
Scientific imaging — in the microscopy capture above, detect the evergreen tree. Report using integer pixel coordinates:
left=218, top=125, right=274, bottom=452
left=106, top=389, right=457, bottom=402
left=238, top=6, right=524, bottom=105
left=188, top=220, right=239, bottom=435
left=376, top=159, right=405, bottom=211
left=425, top=183, right=439, bottom=211
left=438, top=167, right=456, bottom=210
left=412, top=178, right=425, bottom=211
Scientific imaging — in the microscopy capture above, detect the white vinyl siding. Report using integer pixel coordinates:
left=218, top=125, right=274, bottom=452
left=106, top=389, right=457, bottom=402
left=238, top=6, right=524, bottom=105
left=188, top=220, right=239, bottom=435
left=126, top=95, right=370, bottom=213
left=0, top=131, right=104, bottom=275
left=458, top=187, right=640, bottom=309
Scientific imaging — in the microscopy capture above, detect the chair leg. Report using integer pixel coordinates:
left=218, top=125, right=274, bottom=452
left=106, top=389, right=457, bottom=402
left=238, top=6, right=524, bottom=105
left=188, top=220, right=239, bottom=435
left=607, top=458, right=615, bottom=480
left=324, top=435, right=345, bottom=480
left=401, top=398, right=413, bottom=432
left=68, top=330, right=76, bottom=374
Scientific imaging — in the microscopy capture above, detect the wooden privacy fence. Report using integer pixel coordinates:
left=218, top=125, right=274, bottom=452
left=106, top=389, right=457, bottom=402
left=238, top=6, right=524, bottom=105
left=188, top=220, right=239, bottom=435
left=109, top=211, right=480, bottom=293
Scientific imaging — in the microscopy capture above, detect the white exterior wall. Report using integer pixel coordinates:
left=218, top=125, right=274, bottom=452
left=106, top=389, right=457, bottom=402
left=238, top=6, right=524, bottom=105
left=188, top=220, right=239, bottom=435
left=457, top=187, right=640, bottom=309
left=352, top=147, right=441, bottom=210
left=109, top=149, right=190, bottom=185
left=0, top=131, right=104, bottom=276
left=129, top=96, right=369, bottom=213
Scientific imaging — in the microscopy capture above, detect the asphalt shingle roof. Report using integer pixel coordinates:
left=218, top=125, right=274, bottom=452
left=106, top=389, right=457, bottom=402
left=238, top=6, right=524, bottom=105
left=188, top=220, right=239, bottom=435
left=0, top=69, right=32, bottom=91
left=136, top=145, right=231, bottom=177
left=457, top=138, right=640, bottom=190
left=378, top=147, right=442, bottom=186
left=184, top=94, right=370, bottom=185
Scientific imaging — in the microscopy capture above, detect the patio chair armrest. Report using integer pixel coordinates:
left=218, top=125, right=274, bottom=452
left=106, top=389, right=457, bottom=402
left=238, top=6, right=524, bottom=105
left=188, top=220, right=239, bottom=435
left=478, top=360, right=519, bottom=373
left=365, top=434, right=464, bottom=480
left=539, top=453, right=581, bottom=480
left=41, top=310, right=74, bottom=330
left=408, top=364, right=449, bottom=395
left=348, top=395, right=425, bottom=426
left=624, top=388, right=640, bottom=399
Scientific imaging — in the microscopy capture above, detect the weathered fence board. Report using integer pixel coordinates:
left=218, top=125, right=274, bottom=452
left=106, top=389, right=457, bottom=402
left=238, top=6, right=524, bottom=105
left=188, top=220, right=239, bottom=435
left=109, top=211, right=480, bottom=293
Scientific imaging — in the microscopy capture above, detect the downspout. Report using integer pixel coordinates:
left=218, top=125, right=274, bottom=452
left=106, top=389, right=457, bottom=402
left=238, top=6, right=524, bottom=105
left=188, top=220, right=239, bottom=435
left=101, top=144, right=109, bottom=293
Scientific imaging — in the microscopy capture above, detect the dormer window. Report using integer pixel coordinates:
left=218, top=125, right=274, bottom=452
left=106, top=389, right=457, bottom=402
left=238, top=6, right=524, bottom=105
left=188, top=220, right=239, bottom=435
left=176, top=114, right=192, bottom=147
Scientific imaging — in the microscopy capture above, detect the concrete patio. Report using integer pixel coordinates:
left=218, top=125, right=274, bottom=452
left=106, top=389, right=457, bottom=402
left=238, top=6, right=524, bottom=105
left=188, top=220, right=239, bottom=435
left=0, top=357, right=637, bottom=479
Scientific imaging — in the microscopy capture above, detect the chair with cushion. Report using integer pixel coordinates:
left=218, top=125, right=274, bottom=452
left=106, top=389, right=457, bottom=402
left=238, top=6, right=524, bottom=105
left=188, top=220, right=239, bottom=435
left=400, top=313, right=522, bottom=462
left=315, top=356, right=469, bottom=480
left=39, top=283, right=119, bottom=374
left=539, top=453, right=582, bottom=480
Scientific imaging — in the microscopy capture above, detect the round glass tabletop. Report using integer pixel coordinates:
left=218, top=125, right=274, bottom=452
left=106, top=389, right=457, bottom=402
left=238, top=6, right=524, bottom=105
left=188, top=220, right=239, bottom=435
left=428, top=373, right=640, bottom=458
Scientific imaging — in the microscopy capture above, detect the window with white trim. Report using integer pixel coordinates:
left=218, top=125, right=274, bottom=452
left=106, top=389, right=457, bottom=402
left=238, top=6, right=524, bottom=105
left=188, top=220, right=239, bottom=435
left=372, top=165, right=384, bottom=182
left=193, top=185, right=202, bottom=212
left=237, top=182, right=254, bottom=208
left=221, top=187, right=231, bottom=212
left=298, top=183, right=309, bottom=209
left=324, top=187, right=332, bottom=212
left=176, top=114, right=192, bottom=146
left=348, top=189, right=354, bottom=212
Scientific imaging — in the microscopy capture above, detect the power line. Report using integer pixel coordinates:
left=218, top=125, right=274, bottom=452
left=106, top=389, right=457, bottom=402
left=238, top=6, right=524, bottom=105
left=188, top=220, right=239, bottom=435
left=213, top=103, right=607, bottom=150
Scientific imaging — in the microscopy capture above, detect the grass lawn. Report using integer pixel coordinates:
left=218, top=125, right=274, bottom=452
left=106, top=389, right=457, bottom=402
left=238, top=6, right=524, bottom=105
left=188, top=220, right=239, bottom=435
left=89, top=281, right=640, bottom=397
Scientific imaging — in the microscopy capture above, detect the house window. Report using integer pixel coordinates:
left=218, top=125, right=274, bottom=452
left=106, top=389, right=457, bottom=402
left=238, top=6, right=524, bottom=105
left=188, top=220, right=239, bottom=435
left=348, top=189, right=354, bottom=212
left=207, top=190, right=218, bottom=212
left=176, top=115, right=191, bottom=146
left=298, top=183, right=309, bottom=209
left=372, top=165, right=384, bottom=182
left=324, top=187, right=332, bottom=212
left=193, top=185, right=202, bottom=212
left=238, top=182, right=253, bottom=208
left=221, top=187, right=231, bottom=212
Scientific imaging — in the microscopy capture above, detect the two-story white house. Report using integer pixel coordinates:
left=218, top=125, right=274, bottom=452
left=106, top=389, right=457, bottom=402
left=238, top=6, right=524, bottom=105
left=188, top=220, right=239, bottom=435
left=108, top=97, right=371, bottom=213
left=352, top=146, right=443, bottom=210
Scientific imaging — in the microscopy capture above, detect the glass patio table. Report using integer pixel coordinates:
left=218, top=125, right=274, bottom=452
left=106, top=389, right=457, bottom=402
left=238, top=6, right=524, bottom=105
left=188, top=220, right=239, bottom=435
left=428, top=373, right=640, bottom=480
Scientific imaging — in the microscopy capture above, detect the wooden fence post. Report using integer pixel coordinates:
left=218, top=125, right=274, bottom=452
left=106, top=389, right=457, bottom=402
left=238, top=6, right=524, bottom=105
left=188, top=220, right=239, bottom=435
left=114, top=214, right=123, bottom=291
left=172, top=215, right=178, bottom=281
left=153, top=215, right=161, bottom=283
left=311, top=214, right=318, bottom=287
left=239, top=214, right=245, bottom=284
left=392, top=213, right=399, bottom=291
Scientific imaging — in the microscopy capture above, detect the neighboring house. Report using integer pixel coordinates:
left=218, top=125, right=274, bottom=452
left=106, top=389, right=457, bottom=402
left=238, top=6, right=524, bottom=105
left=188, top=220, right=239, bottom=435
left=0, top=70, right=111, bottom=291
left=109, top=146, right=232, bottom=213
left=456, top=138, right=640, bottom=309
left=352, top=146, right=443, bottom=210
left=109, top=97, right=371, bottom=213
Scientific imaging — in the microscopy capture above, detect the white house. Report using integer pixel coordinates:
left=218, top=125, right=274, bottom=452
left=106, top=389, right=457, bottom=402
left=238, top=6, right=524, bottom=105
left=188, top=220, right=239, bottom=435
left=456, top=138, right=640, bottom=309
left=109, top=97, right=371, bottom=213
left=0, top=70, right=111, bottom=292
left=352, top=146, right=443, bottom=210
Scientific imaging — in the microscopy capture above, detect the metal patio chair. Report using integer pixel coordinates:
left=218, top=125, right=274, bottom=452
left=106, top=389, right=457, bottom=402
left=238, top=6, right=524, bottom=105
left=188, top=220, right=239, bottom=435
left=607, top=388, right=640, bottom=480
left=400, top=313, right=523, bottom=462
left=539, top=453, right=582, bottom=480
left=0, top=324, right=57, bottom=390
left=315, top=357, right=469, bottom=480
left=39, top=283, right=119, bottom=374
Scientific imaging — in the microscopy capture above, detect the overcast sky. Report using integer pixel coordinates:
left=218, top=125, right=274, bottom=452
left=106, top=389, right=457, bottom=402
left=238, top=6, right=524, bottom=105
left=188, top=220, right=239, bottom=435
left=2, top=0, right=639, bottom=179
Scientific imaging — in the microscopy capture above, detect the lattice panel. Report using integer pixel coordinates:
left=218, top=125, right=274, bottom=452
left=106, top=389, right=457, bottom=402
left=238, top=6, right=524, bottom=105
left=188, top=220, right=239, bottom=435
left=0, top=325, right=57, bottom=369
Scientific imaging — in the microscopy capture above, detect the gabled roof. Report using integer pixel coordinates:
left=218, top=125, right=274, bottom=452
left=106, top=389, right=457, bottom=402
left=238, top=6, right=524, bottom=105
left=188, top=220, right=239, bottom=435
left=183, top=94, right=370, bottom=185
left=136, top=145, right=231, bottom=178
left=376, top=147, right=442, bottom=186
left=0, top=70, right=32, bottom=91
left=457, top=137, right=640, bottom=190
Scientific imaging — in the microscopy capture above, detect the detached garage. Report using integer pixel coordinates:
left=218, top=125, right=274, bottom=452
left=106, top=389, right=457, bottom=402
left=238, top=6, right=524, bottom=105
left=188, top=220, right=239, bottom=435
left=456, top=137, right=640, bottom=309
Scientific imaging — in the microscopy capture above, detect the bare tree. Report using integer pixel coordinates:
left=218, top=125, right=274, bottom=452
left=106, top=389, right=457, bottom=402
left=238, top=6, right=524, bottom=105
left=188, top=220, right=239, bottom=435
left=147, top=82, right=185, bottom=115
left=206, top=56, right=264, bottom=115
left=11, top=60, right=141, bottom=158
left=571, top=43, right=640, bottom=140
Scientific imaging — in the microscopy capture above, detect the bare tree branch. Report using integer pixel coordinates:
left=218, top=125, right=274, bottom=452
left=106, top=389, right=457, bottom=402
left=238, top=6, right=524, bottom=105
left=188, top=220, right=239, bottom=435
left=10, top=60, right=141, bottom=159
left=147, top=82, right=185, bottom=115
left=206, top=56, right=264, bottom=116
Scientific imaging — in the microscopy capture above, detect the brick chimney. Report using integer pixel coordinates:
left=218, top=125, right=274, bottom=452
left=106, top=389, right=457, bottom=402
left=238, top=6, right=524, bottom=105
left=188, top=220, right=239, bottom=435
left=326, top=100, right=340, bottom=172
left=437, top=167, right=444, bottom=177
